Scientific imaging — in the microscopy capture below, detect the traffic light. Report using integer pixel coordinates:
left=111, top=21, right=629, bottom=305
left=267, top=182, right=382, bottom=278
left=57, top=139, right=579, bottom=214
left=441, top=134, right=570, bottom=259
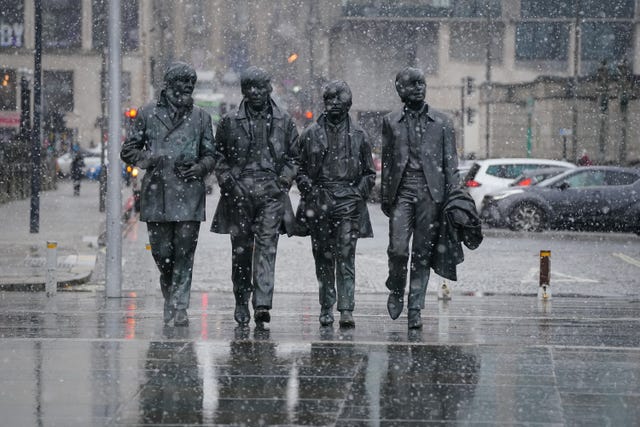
left=124, top=108, right=137, bottom=119
left=124, top=108, right=138, bottom=130
left=466, top=107, right=475, bottom=124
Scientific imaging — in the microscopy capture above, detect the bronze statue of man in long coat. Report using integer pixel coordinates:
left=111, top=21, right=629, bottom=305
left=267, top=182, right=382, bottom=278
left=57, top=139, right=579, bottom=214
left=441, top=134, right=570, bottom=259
left=121, top=61, right=215, bottom=327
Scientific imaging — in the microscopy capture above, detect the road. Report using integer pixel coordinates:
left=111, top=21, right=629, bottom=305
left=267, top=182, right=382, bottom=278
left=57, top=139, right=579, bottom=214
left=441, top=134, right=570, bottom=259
left=118, top=188, right=640, bottom=298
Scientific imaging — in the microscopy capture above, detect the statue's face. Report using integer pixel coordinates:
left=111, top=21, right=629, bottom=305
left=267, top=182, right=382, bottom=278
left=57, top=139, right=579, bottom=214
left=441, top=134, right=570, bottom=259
left=165, top=75, right=195, bottom=107
left=323, top=87, right=351, bottom=123
left=396, top=71, right=426, bottom=105
left=242, top=80, right=271, bottom=111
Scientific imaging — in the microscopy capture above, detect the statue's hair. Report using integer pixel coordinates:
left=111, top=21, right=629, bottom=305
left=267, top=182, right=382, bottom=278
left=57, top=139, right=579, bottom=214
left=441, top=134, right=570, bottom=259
left=163, top=61, right=197, bottom=85
left=240, top=66, right=272, bottom=92
left=322, top=80, right=352, bottom=107
left=395, top=67, right=425, bottom=87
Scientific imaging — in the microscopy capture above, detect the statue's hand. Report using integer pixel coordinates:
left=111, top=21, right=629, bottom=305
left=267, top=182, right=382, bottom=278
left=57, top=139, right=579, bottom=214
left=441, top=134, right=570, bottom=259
left=139, top=154, right=166, bottom=170
left=177, top=163, right=206, bottom=180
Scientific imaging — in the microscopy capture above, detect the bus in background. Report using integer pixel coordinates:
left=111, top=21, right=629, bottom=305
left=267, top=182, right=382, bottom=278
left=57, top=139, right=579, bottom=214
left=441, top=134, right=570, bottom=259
left=193, top=91, right=226, bottom=133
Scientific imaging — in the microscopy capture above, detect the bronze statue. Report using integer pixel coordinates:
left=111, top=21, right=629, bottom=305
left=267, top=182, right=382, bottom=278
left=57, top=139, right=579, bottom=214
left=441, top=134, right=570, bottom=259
left=295, top=80, right=375, bottom=328
left=381, top=67, right=459, bottom=329
left=211, top=66, right=299, bottom=330
left=121, top=61, right=215, bottom=327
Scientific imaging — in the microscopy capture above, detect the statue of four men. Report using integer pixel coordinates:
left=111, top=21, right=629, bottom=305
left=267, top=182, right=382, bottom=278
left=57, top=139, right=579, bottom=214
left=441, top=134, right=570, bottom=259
left=121, top=62, right=473, bottom=330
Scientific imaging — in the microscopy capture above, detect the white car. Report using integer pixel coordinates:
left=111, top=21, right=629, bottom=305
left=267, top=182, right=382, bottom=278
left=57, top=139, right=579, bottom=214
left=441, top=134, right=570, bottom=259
left=462, top=158, right=576, bottom=210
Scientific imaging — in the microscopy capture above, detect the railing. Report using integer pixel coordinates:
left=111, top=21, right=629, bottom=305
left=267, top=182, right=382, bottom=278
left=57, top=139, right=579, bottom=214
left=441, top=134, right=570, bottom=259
left=0, top=158, right=57, bottom=205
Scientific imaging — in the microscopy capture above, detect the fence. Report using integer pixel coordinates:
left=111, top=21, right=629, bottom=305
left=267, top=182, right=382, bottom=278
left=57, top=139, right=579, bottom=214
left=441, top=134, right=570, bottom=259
left=0, top=158, right=57, bottom=205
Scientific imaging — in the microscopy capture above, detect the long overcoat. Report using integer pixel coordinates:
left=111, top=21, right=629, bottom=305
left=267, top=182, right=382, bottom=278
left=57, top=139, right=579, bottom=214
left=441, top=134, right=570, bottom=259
left=210, top=99, right=299, bottom=235
left=295, top=114, right=376, bottom=237
left=120, top=93, right=215, bottom=222
left=380, top=106, right=458, bottom=214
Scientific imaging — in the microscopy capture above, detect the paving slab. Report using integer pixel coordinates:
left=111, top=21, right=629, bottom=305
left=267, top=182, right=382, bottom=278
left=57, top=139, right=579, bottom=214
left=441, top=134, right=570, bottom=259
left=0, top=290, right=638, bottom=426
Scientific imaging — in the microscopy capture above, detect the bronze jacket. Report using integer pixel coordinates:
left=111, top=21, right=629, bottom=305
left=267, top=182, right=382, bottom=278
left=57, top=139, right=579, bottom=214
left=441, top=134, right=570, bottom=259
left=120, top=93, right=215, bottom=222
left=381, top=105, right=458, bottom=214
left=295, top=114, right=376, bottom=237
left=210, top=99, right=300, bottom=235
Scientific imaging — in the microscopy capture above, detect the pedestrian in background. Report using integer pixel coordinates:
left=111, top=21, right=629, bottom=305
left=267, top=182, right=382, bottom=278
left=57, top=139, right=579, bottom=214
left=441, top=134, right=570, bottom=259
left=381, top=67, right=459, bottom=329
left=121, top=61, right=215, bottom=327
left=70, top=144, right=84, bottom=196
left=295, top=80, right=375, bottom=328
left=211, top=66, right=299, bottom=330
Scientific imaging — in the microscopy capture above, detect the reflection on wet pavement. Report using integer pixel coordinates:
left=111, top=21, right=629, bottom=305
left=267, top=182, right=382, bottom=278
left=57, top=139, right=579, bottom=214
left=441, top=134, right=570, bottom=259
left=0, top=292, right=638, bottom=425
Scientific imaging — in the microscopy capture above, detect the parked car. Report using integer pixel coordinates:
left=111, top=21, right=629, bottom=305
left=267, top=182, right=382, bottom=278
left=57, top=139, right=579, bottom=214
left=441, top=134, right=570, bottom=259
left=509, top=167, right=572, bottom=187
left=463, top=158, right=576, bottom=209
left=457, top=160, right=474, bottom=185
left=480, top=166, right=640, bottom=233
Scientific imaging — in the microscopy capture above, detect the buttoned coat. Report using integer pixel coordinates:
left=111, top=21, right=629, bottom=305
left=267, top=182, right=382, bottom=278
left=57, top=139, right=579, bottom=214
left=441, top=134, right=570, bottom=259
left=380, top=106, right=458, bottom=214
left=211, top=99, right=300, bottom=235
left=120, top=93, right=215, bottom=222
left=295, top=115, right=376, bottom=237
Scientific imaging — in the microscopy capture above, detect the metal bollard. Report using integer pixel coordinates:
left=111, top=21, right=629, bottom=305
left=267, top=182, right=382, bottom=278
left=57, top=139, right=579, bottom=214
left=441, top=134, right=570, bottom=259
left=145, top=243, right=154, bottom=296
left=538, top=250, right=551, bottom=300
left=45, top=241, right=57, bottom=297
left=438, top=281, right=452, bottom=301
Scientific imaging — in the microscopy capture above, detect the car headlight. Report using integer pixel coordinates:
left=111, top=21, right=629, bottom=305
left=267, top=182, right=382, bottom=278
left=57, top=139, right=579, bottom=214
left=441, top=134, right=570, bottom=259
left=489, top=189, right=523, bottom=201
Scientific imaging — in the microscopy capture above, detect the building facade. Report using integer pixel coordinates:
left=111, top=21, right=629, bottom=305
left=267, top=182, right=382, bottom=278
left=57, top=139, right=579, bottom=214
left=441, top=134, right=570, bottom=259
left=1, top=0, right=639, bottom=163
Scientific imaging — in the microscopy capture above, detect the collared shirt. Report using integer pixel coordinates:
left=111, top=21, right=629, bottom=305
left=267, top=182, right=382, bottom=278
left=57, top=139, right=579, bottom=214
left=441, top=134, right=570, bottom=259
left=319, top=118, right=355, bottom=183
left=243, top=105, right=276, bottom=176
left=404, top=103, right=429, bottom=172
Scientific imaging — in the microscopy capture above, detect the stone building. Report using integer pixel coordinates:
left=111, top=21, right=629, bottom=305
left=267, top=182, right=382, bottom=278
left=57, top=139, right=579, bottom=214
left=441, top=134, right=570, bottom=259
left=1, top=0, right=639, bottom=163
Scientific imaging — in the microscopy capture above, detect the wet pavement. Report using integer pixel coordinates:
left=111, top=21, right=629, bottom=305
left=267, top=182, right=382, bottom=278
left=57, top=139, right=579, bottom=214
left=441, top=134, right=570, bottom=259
left=2, top=181, right=640, bottom=425
left=1, top=290, right=639, bottom=426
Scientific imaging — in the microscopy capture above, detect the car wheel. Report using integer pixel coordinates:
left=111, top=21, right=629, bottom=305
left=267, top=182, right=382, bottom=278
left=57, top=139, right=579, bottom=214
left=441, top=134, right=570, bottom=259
left=509, top=203, right=545, bottom=232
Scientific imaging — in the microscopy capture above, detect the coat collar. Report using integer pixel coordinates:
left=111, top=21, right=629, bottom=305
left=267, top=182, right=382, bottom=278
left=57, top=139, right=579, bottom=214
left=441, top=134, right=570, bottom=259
left=396, top=103, right=435, bottom=123
left=235, top=98, right=283, bottom=120
left=154, top=90, right=193, bottom=130
left=316, top=113, right=362, bottom=133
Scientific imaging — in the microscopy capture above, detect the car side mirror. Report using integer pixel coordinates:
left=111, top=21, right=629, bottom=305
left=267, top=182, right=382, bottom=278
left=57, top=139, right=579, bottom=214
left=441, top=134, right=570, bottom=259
left=557, top=181, right=570, bottom=190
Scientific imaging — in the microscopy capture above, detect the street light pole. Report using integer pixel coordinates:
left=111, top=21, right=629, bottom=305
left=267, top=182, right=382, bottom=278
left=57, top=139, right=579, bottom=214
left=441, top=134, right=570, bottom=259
left=596, top=60, right=610, bottom=163
left=29, top=0, right=42, bottom=234
left=570, top=0, right=581, bottom=162
left=617, top=59, right=632, bottom=164
left=484, top=4, right=492, bottom=158
left=526, top=97, right=534, bottom=158
left=106, top=0, right=122, bottom=297
left=460, top=79, right=466, bottom=158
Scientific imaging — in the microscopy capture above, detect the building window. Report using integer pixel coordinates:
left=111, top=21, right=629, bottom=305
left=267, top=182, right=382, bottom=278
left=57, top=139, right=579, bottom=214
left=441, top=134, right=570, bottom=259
left=449, top=22, right=504, bottom=63
left=0, top=69, right=17, bottom=110
left=580, top=22, right=633, bottom=73
left=521, top=0, right=635, bottom=18
left=92, top=0, right=139, bottom=52
left=43, top=70, right=74, bottom=114
left=580, top=0, right=634, bottom=18
left=521, top=0, right=574, bottom=18
left=342, top=0, right=500, bottom=18
left=43, top=0, right=82, bottom=50
left=0, top=2, right=25, bottom=49
left=515, top=22, right=569, bottom=61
